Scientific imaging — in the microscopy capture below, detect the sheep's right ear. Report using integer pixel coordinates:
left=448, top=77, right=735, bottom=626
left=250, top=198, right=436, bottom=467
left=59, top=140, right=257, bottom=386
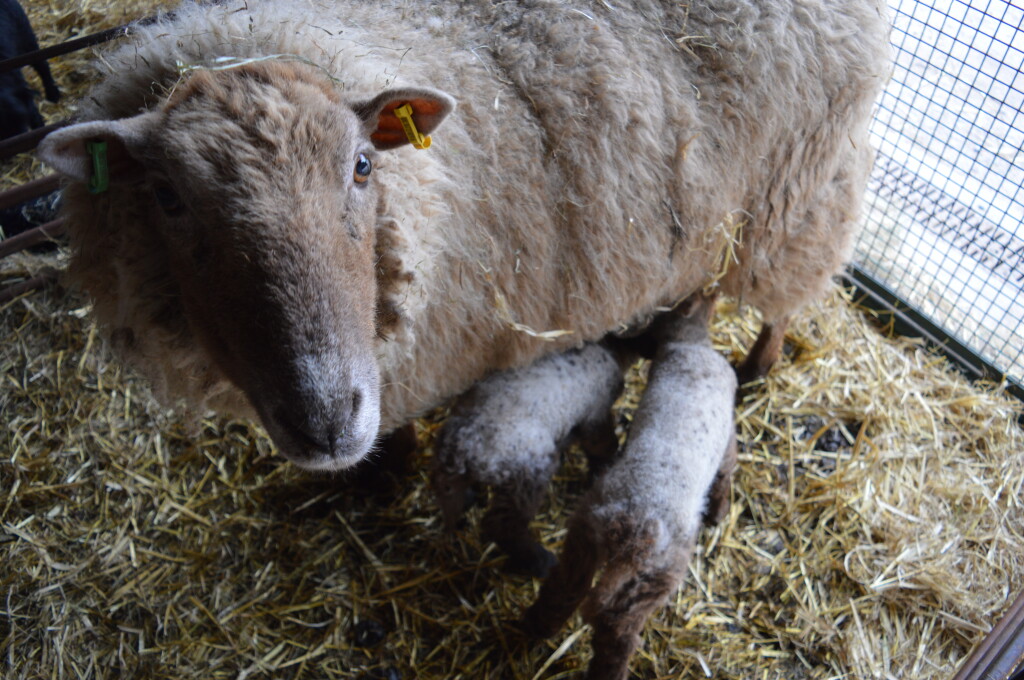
left=351, top=87, right=456, bottom=151
left=37, top=114, right=156, bottom=186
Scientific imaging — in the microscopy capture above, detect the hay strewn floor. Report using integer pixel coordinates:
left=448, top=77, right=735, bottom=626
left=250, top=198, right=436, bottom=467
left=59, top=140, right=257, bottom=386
left=3, top=3, right=1023, bottom=679
left=3, top=281, right=1021, bottom=680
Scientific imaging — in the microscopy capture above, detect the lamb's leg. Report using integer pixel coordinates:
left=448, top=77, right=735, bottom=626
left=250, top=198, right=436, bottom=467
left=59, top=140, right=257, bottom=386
left=32, top=61, right=61, bottom=102
left=736, top=316, right=789, bottom=385
left=430, top=461, right=473, bottom=532
left=482, top=470, right=557, bottom=577
left=582, top=568, right=680, bottom=680
left=702, top=433, right=738, bottom=526
left=375, top=422, right=418, bottom=476
left=576, top=413, right=619, bottom=479
left=349, top=422, right=418, bottom=494
left=8, top=4, right=59, bottom=104
left=521, top=514, right=601, bottom=638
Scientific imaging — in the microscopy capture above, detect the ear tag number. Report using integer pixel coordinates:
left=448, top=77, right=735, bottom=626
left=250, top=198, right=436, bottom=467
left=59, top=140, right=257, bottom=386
left=86, top=140, right=109, bottom=194
left=394, top=104, right=431, bottom=150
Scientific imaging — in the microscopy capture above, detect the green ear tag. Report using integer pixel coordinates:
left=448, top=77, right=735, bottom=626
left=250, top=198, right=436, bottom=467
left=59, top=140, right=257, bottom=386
left=86, top=140, right=109, bottom=194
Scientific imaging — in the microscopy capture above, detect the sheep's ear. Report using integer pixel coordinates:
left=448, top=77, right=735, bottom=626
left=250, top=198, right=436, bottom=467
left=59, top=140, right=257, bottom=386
left=351, top=87, right=455, bottom=151
left=37, top=114, right=156, bottom=186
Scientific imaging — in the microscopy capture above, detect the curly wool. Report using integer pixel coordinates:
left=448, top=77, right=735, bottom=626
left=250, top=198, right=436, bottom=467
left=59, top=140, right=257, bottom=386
left=54, top=0, right=889, bottom=428
left=434, top=343, right=623, bottom=487
left=524, top=298, right=738, bottom=680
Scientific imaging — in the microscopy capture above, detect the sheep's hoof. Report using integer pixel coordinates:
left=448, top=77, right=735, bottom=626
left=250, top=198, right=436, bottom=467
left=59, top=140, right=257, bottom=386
left=735, top=318, right=790, bottom=386
left=505, top=545, right=557, bottom=579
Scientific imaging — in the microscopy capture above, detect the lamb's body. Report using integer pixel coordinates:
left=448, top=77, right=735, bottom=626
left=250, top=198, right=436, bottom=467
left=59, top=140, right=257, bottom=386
left=41, top=0, right=889, bottom=467
left=431, top=343, right=623, bottom=575
left=523, top=294, right=737, bottom=680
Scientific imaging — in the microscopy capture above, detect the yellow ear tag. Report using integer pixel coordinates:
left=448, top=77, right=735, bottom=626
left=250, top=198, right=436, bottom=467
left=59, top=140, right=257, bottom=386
left=394, top=103, right=431, bottom=150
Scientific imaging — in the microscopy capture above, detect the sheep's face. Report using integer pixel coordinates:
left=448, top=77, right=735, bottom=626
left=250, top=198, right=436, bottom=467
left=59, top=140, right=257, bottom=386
left=39, top=63, right=454, bottom=471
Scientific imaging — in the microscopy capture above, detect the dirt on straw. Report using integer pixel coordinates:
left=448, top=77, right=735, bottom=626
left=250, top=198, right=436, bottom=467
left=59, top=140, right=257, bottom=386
left=2, top=2, right=1023, bottom=679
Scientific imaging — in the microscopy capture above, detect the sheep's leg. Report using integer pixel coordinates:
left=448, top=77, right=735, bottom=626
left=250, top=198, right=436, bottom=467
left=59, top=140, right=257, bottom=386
left=702, top=433, right=738, bottom=526
left=482, top=470, right=557, bottom=577
left=582, top=569, right=679, bottom=680
left=521, top=514, right=601, bottom=638
left=736, top=317, right=789, bottom=385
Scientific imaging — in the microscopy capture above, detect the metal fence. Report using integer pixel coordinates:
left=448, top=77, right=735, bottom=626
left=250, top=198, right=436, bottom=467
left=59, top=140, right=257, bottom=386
left=855, top=0, right=1024, bottom=394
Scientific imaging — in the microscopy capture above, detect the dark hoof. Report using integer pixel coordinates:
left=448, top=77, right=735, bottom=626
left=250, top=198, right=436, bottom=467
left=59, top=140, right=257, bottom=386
left=352, top=619, right=387, bottom=647
left=503, top=616, right=543, bottom=648
left=702, top=480, right=731, bottom=525
left=358, top=667, right=401, bottom=680
left=519, top=604, right=562, bottom=640
left=505, top=545, right=557, bottom=579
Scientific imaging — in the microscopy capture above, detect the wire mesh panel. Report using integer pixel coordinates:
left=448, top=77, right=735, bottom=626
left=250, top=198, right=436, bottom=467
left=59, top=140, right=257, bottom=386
left=858, top=0, right=1023, bottom=387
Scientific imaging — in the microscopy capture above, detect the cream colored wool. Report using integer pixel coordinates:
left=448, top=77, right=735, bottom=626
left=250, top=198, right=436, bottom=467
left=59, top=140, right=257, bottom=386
left=40, top=0, right=889, bottom=460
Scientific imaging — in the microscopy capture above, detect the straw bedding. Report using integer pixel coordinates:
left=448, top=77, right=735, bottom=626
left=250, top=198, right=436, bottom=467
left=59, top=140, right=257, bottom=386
left=2, top=2, right=1022, bottom=678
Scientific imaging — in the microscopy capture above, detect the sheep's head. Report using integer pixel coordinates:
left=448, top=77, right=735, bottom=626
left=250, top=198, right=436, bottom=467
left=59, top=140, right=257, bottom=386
left=651, top=290, right=718, bottom=346
left=39, top=62, right=454, bottom=471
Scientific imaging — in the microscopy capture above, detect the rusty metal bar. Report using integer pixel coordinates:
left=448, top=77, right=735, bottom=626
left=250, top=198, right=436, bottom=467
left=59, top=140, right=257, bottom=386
left=0, top=219, right=65, bottom=259
left=0, top=270, right=59, bottom=305
left=0, top=1, right=230, bottom=74
left=0, top=175, right=60, bottom=212
left=0, top=24, right=129, bottom=74
left=0, top=3, right=213, bottom=75
left=0, top=121, right=69, bottom=160
left=952, top=589, right=1024, bottom=680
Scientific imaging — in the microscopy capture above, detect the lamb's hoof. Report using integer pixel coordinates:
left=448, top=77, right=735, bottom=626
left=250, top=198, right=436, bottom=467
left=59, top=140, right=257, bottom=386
left=352, top=619, right=388, bottom=647
left=702, top=475, right=732, bottom=526
left=505, top=545, right=557, bottom=579
left=518, top=604, right=561, bottom=640
left=503, top=615, right=542, bottom=647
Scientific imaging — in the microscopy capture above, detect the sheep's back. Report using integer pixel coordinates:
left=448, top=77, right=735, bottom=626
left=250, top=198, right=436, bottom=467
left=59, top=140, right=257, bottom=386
left=57, top=0, right=888, bottom=428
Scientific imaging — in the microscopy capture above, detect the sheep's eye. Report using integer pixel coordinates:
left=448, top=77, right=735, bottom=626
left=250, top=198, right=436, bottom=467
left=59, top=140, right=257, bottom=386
left=153, top=182, right=184, bottom=216
left=353, top=154, right=372, bottom=184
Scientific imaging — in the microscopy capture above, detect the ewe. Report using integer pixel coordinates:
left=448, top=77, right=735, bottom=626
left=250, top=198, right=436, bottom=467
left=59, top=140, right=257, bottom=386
left=39, top=0, right=888, bottom=470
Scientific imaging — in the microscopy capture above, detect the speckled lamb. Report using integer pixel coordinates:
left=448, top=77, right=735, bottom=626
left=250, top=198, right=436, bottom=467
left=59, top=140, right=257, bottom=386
left=522, top=293, right=737, bottom=680
left=431, top=343, right=624, bottom=576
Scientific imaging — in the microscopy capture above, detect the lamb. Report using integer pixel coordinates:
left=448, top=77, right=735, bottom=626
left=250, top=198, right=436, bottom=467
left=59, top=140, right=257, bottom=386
left=36, top=0, right=889, bottom=471
left=0, top=0, right=60, bottom=140
left=431, top=342, right=625, bottom=577
left=521, top=292, right=738, bottom=680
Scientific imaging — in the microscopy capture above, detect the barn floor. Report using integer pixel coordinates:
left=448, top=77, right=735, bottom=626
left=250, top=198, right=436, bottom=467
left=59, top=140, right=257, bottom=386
left=2, top=2, right=1023, bottom=679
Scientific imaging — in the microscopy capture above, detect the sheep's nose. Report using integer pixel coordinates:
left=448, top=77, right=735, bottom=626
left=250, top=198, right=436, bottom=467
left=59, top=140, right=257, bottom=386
left=275, top=388, right=363, bottom=457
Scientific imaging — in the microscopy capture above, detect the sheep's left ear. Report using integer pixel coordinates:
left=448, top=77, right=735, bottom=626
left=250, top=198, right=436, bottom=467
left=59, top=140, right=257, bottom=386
left=37, top=114, right=157, bottom=186
left=352, top=87, right=455, bottom=150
